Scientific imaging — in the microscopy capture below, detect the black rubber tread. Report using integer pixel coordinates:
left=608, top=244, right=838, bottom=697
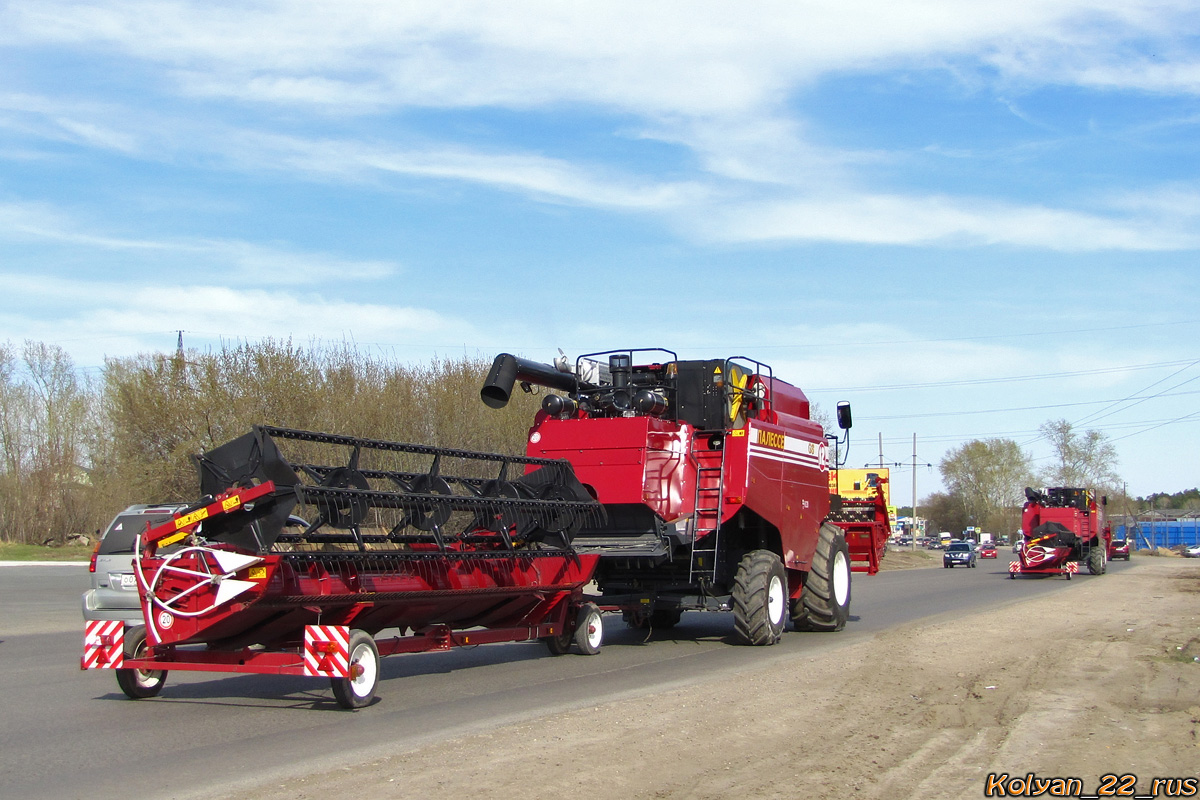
left=1087, top=545, right=1106, bottom=575
left=792, top=522, right=851, bottom=632
left=544, top=628, right=572, bottom=655
left=731, top=549, right=787, bottom=646
left=331, top=630, right=379, bottom=709
left=115, top=625, right=167, bottom=700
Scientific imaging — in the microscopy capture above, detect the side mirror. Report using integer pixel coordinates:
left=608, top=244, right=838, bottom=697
left=836, top=401, right=852, bottom=430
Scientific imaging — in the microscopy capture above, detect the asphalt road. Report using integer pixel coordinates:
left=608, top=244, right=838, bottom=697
left=0, top=553, right=1133, bottom=799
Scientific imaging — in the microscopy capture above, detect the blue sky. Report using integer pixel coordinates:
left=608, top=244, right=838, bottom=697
left=1, top=1, right=1198, bottom=500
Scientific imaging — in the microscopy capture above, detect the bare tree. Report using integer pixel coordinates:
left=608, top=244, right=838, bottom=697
left=1039, top=418, right=1121, bottom=492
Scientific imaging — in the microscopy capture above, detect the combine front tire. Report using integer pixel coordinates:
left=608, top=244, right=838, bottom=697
left=1087, top=546, right=1107, bottom=575
left=331, top=630, right=379, bottom=709
left=792, top=522, right=851, bottom=632
left=116, top=626, right=167, bottom=700
left=732, top=550, right=788, bottom=645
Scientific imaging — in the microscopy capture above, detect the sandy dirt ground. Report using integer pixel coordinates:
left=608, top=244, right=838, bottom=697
left=242, top=555, right=1199, bottom=799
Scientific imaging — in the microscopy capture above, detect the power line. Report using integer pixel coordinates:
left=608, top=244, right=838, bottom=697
left=858, top=388, right=1200, bottom=421
left=812, top=358, right=1198, bottom=393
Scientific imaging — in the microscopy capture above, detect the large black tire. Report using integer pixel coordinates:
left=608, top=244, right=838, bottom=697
left=331, top=630, right=380, bottom=709
left=1087, top=545, right=1106, bottom=575
left=792, top=523, right=851, bottom=632
left=116, top=625, right=167, bottom=699
left=732, top=550, right=788, bottom=645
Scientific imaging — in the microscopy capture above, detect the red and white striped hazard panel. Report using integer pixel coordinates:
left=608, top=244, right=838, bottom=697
left=82, top=621, right=124, bottom=670
left=1065, top=561, right=1080, bottom=573
left=303, top=625, right=350, bottom=678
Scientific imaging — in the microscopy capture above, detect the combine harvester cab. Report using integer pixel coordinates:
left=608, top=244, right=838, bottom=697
left=1010, top=486, right=1111, bottom=580
left=83, top=427, right=605, bottom=708
left=481, top=349, right=870, bottom=645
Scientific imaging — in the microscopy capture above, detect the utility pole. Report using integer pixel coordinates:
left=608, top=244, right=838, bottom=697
left=878, top=433, right=884, bottom=470
left=911, top=433, right=918, bottom=551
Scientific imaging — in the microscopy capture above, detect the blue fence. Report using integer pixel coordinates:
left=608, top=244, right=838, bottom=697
left=1117, top=520, right=1200, bottom=549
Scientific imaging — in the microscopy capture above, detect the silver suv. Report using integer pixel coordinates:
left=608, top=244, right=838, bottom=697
left=82, top=504, right=188, bottom=623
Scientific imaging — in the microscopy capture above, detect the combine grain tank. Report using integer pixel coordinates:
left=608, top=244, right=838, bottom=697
left=1010, top=486, right=1111, bottom=580
left=482, top=349, right=864, bottom=644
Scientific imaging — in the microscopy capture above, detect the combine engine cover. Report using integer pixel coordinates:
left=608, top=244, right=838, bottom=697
left=1011, top=486, right=1111, bottom=579
left=482, top=349, right=855, bottom=640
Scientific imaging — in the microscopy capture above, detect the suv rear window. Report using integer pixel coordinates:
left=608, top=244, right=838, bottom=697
left=99, top=513, right=179, bottom=555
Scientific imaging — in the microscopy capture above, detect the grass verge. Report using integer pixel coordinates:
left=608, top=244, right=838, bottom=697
left=0, top=542, right=93, bottom=561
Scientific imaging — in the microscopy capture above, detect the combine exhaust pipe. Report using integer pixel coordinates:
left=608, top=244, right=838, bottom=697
left=481, top=353, right=580, bottom=409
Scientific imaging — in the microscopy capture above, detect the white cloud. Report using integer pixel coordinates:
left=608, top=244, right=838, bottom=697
left=0, top=201, right=398, bottom=281
left=0, top=272, right=476, bottom=368
left=6, top=1, right=1198, bottom=113
left=704, top=192, right=1200, bottom=250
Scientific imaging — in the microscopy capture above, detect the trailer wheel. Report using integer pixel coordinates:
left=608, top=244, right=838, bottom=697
left=116, top=626, right=167, bottom=700
left=544, top=622, right=573, bottom=655
left=792, top=523, right=851, bottom=633
left=732, top=550, right=788, bottom=645
left=574, top=603, right=604, bottom=655
left=1087, top=546, right=1106, bottom=575
left=331, top=630, right=379, bottom=709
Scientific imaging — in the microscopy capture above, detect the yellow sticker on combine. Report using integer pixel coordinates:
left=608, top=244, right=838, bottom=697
left=248, top=566, right=267, bottom=580
left=174, top=507, right=209, bottom=529
left=159, top=531, right=188, bottom=548
left=222, top=496, right=242, bottom=512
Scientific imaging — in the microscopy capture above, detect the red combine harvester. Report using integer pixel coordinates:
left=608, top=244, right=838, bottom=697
left=83, top=427, right=606, bottom=708
left=84, top=348, right=879, bottom=707
left=1010, top=486, right=1112, bottom=580
left=481, top=349, right=873, bottom=644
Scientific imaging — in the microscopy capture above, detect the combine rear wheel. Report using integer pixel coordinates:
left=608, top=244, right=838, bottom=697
left=792, top=522, right=851, bottom=632
left=116, top=626, right=167, bottom=699
left=1087, top=546, right=1107, bottom=575
left=732, top=550, right=787, bottom=645
left=331, top=630, right=379, bottom=709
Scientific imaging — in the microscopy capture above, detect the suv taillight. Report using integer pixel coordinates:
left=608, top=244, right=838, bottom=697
left=88, top=541, right=100, bottom=573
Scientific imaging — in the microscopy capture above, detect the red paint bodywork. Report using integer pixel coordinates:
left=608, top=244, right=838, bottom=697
left=524, top=374, right=830, bottom=577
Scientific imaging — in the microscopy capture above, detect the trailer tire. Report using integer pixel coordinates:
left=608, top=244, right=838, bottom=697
left=574, top=603, right=603, bottom=655
left=1087, top=545, right=1106, bottom=575
left=116, top=625, right=167, bottom=700
left=792, top=523, right=851, bottom=633
left=732, top=550, right=788, bottom=645
left=331, top=630, right=379, bottom=709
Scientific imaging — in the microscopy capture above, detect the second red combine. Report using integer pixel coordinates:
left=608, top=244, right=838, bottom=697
left=482, top=348, right=879, bottom=645
left=1010, top=486, right=1112, bottom=579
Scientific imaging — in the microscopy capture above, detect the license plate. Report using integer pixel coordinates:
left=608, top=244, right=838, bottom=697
left=120, top=573, right=136, bottom=590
